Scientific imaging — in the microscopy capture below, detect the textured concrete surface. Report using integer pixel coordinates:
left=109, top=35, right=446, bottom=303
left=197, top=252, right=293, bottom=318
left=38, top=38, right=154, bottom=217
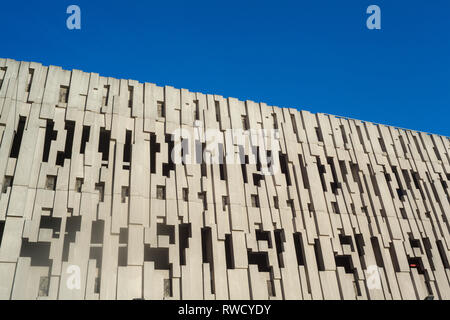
left=0, top=58, right=449, bottom=300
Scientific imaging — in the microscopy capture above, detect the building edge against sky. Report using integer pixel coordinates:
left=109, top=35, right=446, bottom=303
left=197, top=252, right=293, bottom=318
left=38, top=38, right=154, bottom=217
left=0, top=58, right=449, bottom=299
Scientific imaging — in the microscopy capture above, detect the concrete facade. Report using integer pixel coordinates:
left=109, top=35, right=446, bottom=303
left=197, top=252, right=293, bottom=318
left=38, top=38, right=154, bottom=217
left=0, top=58, right=449, bottom=300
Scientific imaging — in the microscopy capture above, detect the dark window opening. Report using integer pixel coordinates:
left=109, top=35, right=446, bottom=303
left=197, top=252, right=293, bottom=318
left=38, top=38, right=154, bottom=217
left=10, top=116, right=26, bottom=158
left=121, top=186, right=129, bottom=203
left=299, top=155, right=310, bottom=189
left=315, top=127, right=323, bottom=142
left=252, top=173, right=263, bottom=187
left=413, top=136, right=425, bottom=161
left=119, top=227, right=128, bottom=244
left=402, top=169, right=412, bottom=191
left=95, top=182, right=105, bottom=202
left=248, top=250, right=271, bottom=272
left=308, top=203, right=315, bottom=215
left=80, top=125, right=90, bottom=154
left=408, top=257, right=425, bottom=274
left=123, top=130, right=132, bottom=166
left=144, top=246, right=170, bottom=269
left=429, top=183, right=440, bottom=203
left=222, top=196, right=228, bottom=211
left=179, top=224, right=191, bottom=266
left=94, top=277, right=101, bottom=294
left=56, top=152, right=65, bottom=167
left=389, top=244, right=400, bottom=272
left=128, top=86, right=133, bottom=108
left=156, top=185, right=165, bottom=200
left=379, top=137, right=387, bottom=152
left=339, top=161, right=348, bottom=183
left=241, top=163, right=248, bottom=183
left=251, top=194, right=260, bottom=208
left=436, top=240, right=450, bottom=269
left=157, top=223, right=175, bottom=244
left=62, top=215, right=82, bottom=261
left=224, top=234, right=235, bottom=269
left=157, top=101, right=165, bottom=118
left=316, top=157, right=327, bottom=192
left=75, top=178, right=83, bottom=193
left=371, top=237, right=384, bottom=267
left=219, top=163, right=227, bottom=181
left=239, top=146, right=248, bottom=183
left=398, top=135, right=408, bottom=155
left=91, top=220, right=105, bottom=244
left=164, top=279, right=172, bottom=297
left=42, top=120, right=57, bottom=162
left=39, top=215, right=62, bottom=239
left=63, top=121, right=75, bottom=159
left=274, top=229, right=285, bottom=268
left=335, top=255, right=355, bottom=274
left=313, top=239, right=325, bottom=271
left=20, top=239, right=51, bottom=266
left=291, top=114, right=297, bottom=134
left=98, top=128, right=111, bottom=162
left=354, top=234, right=366, bottom=269
left=256, top=229, right=272, bottom=248
left=273, top=196, right=279, bottom=209
left=331, top=202, right=340, bottom=214
left=255, top=146, right=262, bottom=172
left=293, top=232, right=306, bottom=266
left=46, top=175, right=57, bottom=191
left=396, top=188, right=406, bottom=201
left=198, top=192, right=207, bottom=210
left=350, top=163, right=364, bottom=193
left=0, top=220, right=5, bottom=247
left=400, top=208, right=407, bottom=219
left=194, top=100, right=200, bottom=120
left=0, top=67, right=5, bottom=90
left=102, top=85, right=110, bottom=106
left=272, top=113, right=278, bottom=129
left=327, top=157, right=341, bottom=194
left=2, top=176, right=13, bottom=194
left=440, top=177, right=447, bottom=191
left=118, top=246, right=128, bottom=266
left=150, top=133, right=160, bottom=174
left=182, top=188, right=189, bottom=201
left=287, top=200, right=295, bottom=217
left=89, top=247, right=103, bottom=269
left=118, top=228, right=128, bottom=266
left=214, top=101, right=221, bottom=122
left=56, top=120, right=75, bottom=166
left=339, top=233, right=354, bottom=250
left=267, top=280, right=275, bottom=297
left=385, top=173, right=391, bottom=182
left=409, top=237, right=421, bottom=250
left=279, top=153, right=291, bottom=186
left=340, top=125, right=348, bottom=144
left=422, top=238, right=435, bottom=271
left=241, top=115, right=248, bottom=130
left=201, top=227, right=214, bottom=264
left=59, top=85, right=69, bottom=103
left=162, top=134, right=175, bottom=177
left=356, top=125, right=365, bottom=146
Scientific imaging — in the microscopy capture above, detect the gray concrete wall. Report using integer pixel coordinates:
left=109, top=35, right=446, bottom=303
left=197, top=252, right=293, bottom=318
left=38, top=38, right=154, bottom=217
left=0, top=58, right=449, bottom=299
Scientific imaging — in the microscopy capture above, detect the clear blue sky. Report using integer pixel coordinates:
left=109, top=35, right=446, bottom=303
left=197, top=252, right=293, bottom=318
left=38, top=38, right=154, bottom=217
left=2, top=0, right=449, bottom=136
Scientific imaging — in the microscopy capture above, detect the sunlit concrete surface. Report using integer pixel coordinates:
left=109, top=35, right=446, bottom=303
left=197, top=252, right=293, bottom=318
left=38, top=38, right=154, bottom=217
left=0, top=58, right=449, bottom=300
